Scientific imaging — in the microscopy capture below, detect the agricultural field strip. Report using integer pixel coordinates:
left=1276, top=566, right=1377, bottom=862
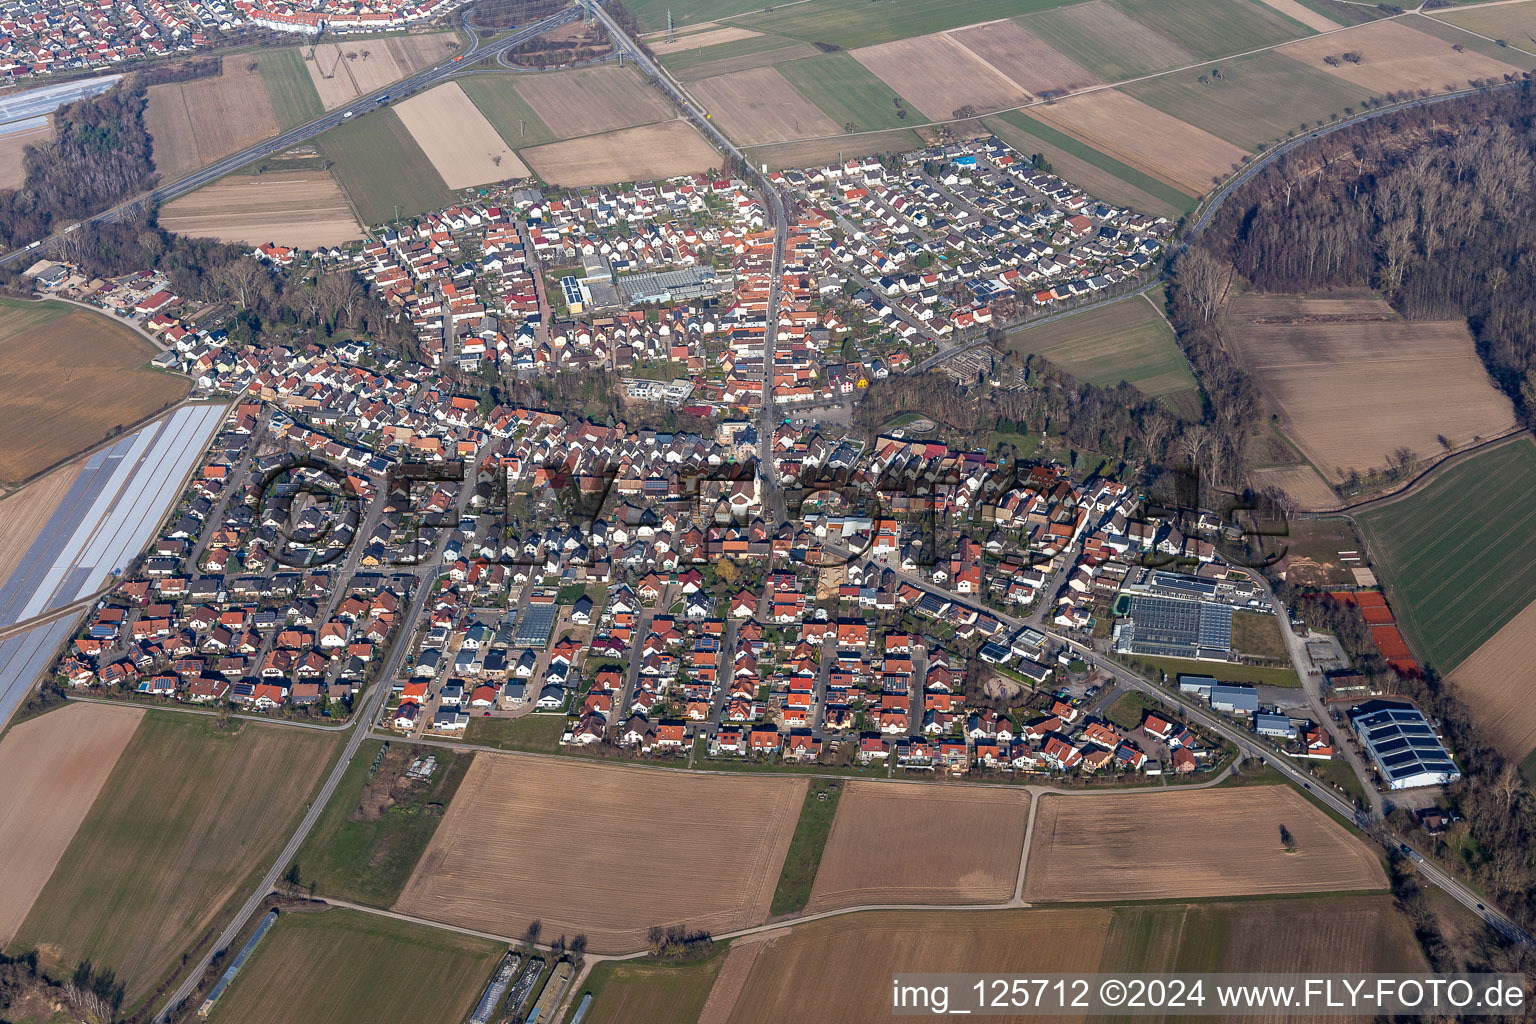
left=1448, top=600, right=1536, bottom=759
left=0, top=618, right=93, bottom=732
left=0, top=404, right=225, bottom=626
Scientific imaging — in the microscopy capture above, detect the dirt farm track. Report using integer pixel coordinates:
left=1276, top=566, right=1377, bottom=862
left=394, top=753, right=805, bottom=952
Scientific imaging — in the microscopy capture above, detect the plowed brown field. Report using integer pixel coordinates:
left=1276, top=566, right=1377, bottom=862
left=521, top=120, right=721, bottom=187
left=395, top=754, right=805, bottom=952
left=1281, top=19, right=1519, bottom=94
left=159, top=171, right=362, bottom=249
left=514, top=66, right=674, bottom=136
left=1449, top=600, right=1536, bottom=761
left=806, top=782, right=1027, bottom=911
left=305, top=33, right=457, bottom=109
left=145, top=60, right=279, bottom=181
left=853, top=33, right=1030, bottom=120
left=1022, top=786, right=1385, bottom=902
left=691, top=66, right=840, bottom=145
left=949, top=19, right=1098, bottom=96
left=0, top=702, right=143, bottom=943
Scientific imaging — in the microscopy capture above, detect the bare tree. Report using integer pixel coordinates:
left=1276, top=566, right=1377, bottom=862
left=1174, top=247, right=1233, bottom=322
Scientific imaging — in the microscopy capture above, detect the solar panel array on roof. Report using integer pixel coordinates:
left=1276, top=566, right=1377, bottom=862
left=1152, top=570, right=1218, bottom=598
left=1351, top=704, right=1461, bottom=789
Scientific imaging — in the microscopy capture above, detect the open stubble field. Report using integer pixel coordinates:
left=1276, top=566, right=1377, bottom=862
left=806, top=782, right=1027, bottom=911
left=1028, top=89, right=1248, bottom=193
left=1226, top=293, right=1515, bottom=483
left=392, top=82, right=527, bottom=188
left=303, top=33, right=457, bottom=109
left=0, top=119, right=50, bottom=190
left=1356, top=437, right=1536, bottom=672
left=1432, top=0, right=1536, bottom=42
left=13, top=713, right=337, bottom=1007
left=692, top=66, right=841, bottom=144
left=1448, top=600, right=1536, bottom=764
left=0, top=702, right=144, bottom=944
left=1280, top=18, right=1521, bottom=95
left=1003, top=290, right=1199, bottom=401
left=0, top=461, right=80, bottom=578
left=522, top=120, right=721, bottom=187
left=728, top=0, right=1081, bottom=50
left=1022, top=786, right=1385, bottom=902
left=208, top=909, right=501, bottom=1024
left=0, top=298, right=187, bottom=486
left=159, top=171, right=362, bottom=248
left=394, top=754, right=805, bottom=952
left=145, top=59, right=279, bottom=181
left=513, top=66, right=675, bottom=137
left=949, top=18, right=1098, bottom=96
left=852, top=33, right=1031, bottom=120
left=713, top=897, right=1422, bottom=1023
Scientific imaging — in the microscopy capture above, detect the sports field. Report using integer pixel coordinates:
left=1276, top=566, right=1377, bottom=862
left=316, top=109, right=454, bottom=225
left=159, top=171, right=363, bottom=249
left=807, top=783, right=1027, bottom=911
left=985, top=110, right=1194, bottom=219
left=777, top=52, right=916, bottom=133
left=714, top=896, right=1421, bottom=1023
left=1023, top=787, right=1385, bottom=902
left=0, top=702, right=143, bottom=944
left=145, top=59, right=279, bottom=181
left=252, top=48, right=325, bottom=130
left=1124, top=51, right=1365, bottom=151
left=1356, top=437, right=1536, bottom=672
left=207, top=909, right=501, bottom=1024
left=728, top=0, right=1081, bottom=50
left=12, top=713, right=337, bottom=1006
left=395, top=753, right=805, bottom=952
left=1002, top=292, right=1198, bottom=400
left=0, top=297, right=187, bottom=486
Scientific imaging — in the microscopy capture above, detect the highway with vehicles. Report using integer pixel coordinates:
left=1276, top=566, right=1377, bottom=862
left=0, top=6, right=584, bottom=269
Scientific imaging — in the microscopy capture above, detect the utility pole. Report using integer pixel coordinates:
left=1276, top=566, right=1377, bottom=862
left=520, top=118, right=526, bottom=137
left=667, top=9, right=674, bottom=43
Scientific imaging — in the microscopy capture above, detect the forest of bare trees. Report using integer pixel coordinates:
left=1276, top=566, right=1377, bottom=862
left=1196, top=81, right=1536, bottom=417
left=0, top=81, right=155, bottom=251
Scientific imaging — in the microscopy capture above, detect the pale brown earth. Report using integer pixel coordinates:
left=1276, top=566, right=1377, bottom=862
left=145, top=59, right=279, bottom=181
left=159, top=172, right=363, bottom=249
left=723, top=909, right=1115, bottom=1024
left=1280, top=19, right=1520, bottom=94
left=1226, top=293, right=1516, bottom=481
left=394, top=754, right=806, bottom=952
left=0, top=119, right=50, bottom=190
left=393, top=82, right=528, bottom=187
left=697, top=936, right=769, bottom=1024
left=652, top=26, right=763, bottom=54
left=1250, top=464, right=1339, bottom=511
left=1029, top=89, right=1248, bottom=193
left=691, top=66, right=841, bottom=145
left=1022, top=786, right=1387, bottom=902
left=305, top=32, right=458, bottom=109
left=674, top=43, right=823, bottom=81
left=1257, top=0, right=1342, bottom=32
left=0, top=702, right=143, bottom=943
left=806, top=782, right=1028, bottom=911
left=1449, top=600, right=1536, bottom=761
left=948, top=19, right=1099, bottom=96
left=853, top=33, right=1031, bottom=120
left=521, top=120, right=722, bottom=187
left=0, top=461, right=80, bottom=581
left=514, top=66, right=674, bottom=136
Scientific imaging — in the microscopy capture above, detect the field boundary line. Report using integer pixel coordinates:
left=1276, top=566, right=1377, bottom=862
left=1313, top=428, right=1531, bottom=516
left=1418, top=9, right=1536, bottom=60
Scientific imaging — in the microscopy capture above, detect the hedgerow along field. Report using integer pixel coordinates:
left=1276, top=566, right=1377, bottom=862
left=1355, top=437, right=1536, bottom=672
left=11, top=713, right=337, bottom=1010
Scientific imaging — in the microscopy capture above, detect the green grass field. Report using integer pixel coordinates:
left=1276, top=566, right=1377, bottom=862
left=986, top=110, right=1196, bottom=219
left=661, top=32, right=805, bottom=77
left=1001, top=291, right=1199, bottom=400
left=571, top=948, right=728, bottom=1024
left=1023, top=1, right=1195, bottom=81
left=316, top=109, right=453, bottom=225
left=1112, top=0, right=1318, bottom=61
left=778, top=51, right=917, bottom=132
left=1231, top=610, right=1289, bottom=661
left=457, top=76, right=558, bottom=147
left=289, top=741, right=471, bottom=907
left=253, top=48, right=324, bottom=130
left=1128, top=654, right=1302, bottom=688
left=14, top=713, right=337, bottom=1010
left=747, top=127, right=925, bottom=171
left=207, top=909, right=501, bottom=1024
left=629, top=0, right=769, bottom=32
left=1123, top=51, right=1367, bottom=151
left=1104, top=690, right=1165, bottom=731
left=1355, top=438, right=1536, bottom=672
left=462, top=713, right=568, bottom=752
left=769, top=779, right=844, bottom=916
left=728, top=0, right=1079, bottom=49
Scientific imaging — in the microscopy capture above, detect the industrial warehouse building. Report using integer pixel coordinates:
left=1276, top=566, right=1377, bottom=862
left=1350, top=700, right=1461, bottom=790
